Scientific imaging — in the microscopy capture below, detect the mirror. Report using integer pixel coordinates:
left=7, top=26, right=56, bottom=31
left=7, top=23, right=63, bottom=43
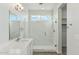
left=9, top=10, right=25, bottom=40
left=9, top=11, right=20, bottom=40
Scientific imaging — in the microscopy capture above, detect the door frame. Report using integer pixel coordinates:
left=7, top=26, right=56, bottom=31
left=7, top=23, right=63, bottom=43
left=57, top=3, right=67, bottom=54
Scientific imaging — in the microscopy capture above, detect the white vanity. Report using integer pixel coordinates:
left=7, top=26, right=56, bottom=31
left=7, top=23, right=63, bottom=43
left=0, top=38, right=33, bottom=55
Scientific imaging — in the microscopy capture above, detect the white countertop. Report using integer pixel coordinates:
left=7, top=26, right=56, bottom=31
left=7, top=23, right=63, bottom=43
left=0, top=38, right=33, bottom=54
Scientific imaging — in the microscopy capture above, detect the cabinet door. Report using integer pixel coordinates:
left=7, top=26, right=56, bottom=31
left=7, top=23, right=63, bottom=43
left=67, top=3, right=79, bottom=55
left=25, top=43, right=32, bottom=55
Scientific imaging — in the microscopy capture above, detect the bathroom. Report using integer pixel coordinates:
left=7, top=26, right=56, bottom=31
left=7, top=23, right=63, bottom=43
left=0, top=3, right=67, bottom=55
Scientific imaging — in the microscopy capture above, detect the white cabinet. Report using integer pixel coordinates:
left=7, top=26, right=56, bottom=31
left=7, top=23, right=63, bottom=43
left=0, top=39, right=33, bottom=55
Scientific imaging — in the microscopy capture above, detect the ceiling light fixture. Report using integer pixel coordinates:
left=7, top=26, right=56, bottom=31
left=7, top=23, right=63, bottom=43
left=15, top=3, right=24, bottom=12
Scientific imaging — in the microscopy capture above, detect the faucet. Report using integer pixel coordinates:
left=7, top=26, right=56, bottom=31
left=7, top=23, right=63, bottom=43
left=16, top=37, right=20, bottom=42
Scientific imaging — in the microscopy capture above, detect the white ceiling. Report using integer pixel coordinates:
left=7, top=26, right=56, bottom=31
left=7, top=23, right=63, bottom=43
left=22, top=3, right=59, bottom=10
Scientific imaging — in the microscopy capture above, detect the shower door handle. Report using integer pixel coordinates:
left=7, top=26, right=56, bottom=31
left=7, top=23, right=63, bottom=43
left=67, top=23, right=72, bottom=29
left=69, top=24, right=72, bottom=26
left=44, top=32, right=46, bottom=36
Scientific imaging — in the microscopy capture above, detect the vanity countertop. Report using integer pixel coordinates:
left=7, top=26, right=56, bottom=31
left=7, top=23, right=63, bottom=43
left=0, top=38, right=33, bottom=54
left=8, top=38, right=33, bottom=49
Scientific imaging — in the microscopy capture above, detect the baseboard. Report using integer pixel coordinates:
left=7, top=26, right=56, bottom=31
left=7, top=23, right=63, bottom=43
left=33, top=45, right=56, bottom=52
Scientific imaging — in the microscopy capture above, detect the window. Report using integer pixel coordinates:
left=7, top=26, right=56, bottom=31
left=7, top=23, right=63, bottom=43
left=31, top=16, right=40, bottom=21
left=17, top=15, right=24, bottom=21
left=41, top=16, right=50, bottom=22
left=31, top=15, right=52, bottom=22
left=10, top=14, right=17, bottom=22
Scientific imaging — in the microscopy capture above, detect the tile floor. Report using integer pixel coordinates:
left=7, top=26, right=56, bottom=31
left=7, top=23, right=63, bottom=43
left=33, top=52, right=57, bottom=55
left=33, top=47, right=66, bottom=55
